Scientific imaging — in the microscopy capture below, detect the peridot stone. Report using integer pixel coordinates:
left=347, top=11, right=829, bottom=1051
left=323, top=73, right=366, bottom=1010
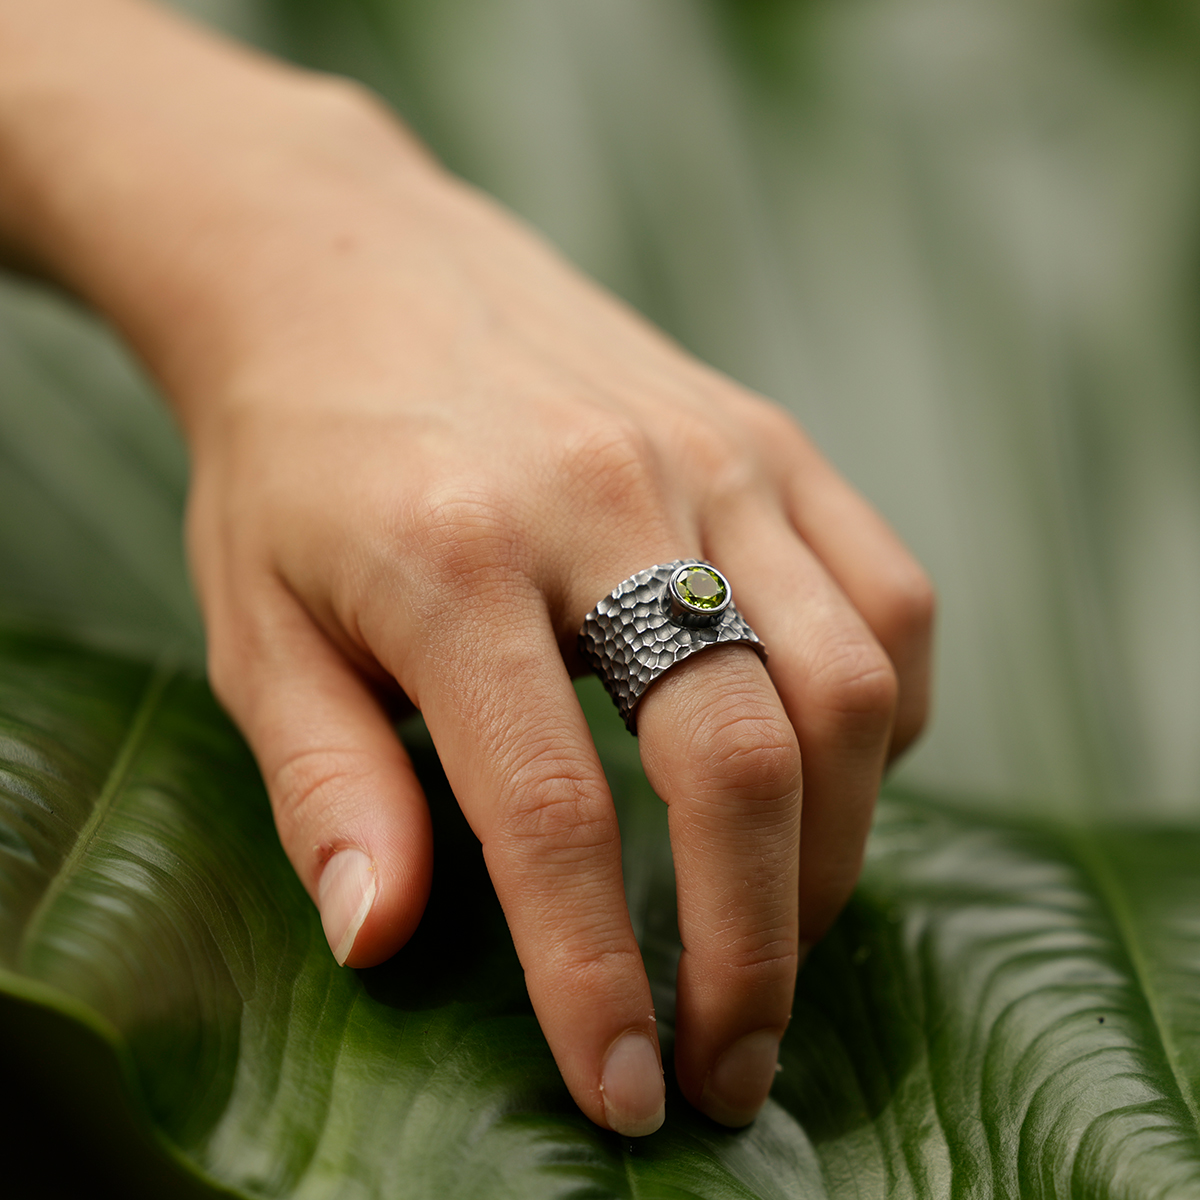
left=675, top=566, right=727, bottom=610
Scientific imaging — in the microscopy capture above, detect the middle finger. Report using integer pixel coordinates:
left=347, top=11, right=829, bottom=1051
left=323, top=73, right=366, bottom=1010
left=568, top=548, right=804, bottom=1129
left=636, top=644, right=802, bottom=1129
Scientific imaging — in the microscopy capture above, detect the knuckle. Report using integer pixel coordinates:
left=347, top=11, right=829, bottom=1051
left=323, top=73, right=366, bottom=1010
left=692, top=703, right=802, bottom=802
left=693, top=441, right=759, bottom=508
left=678, top=421, right=733, bottom=472
left=405, top=491, right=522, bottom=594
left=753, top=401, right=805, bottom=445
left=729, top=939, right=802, bottom=981
left=301, top=71, right=370, bottom=110
left=691, top=937, right=799, bottom=1010
left=809, top=637, right=899, bottom=740
left=738, top=395, right=812, bottom=465
left=296, top=73, right=394, bottom=138
left=558, top=416, right=663, bottom=518
left=880, top=564, right=937, bottom=644
left=269, top=746, right=370, bottom=847
left=663, top=406, right=763, bottom=509
left=543, top=942, right=647, bottom=999
left=497, top=760, right=618, bottom=860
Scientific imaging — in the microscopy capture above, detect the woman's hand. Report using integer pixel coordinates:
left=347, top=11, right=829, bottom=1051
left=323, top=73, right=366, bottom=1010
left=0, top=0, right=933, bottom=1136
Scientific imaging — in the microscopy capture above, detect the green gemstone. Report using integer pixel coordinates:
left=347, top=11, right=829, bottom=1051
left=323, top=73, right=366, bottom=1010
left=675, top=566, right=727, bottom=610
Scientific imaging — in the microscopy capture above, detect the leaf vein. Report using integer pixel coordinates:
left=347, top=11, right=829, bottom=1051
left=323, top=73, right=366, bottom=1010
left=15, top=661, right=174, bottom=972
left=1071, top=835, right=1200, bottom=1142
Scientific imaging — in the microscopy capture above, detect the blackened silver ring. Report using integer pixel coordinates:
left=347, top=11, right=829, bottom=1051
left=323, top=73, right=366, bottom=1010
left=578, top=560, right=767, bottom=733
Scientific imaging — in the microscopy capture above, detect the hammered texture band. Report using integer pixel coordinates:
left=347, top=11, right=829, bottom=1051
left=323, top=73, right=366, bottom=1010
left=578, top=560, right=767, bottom=732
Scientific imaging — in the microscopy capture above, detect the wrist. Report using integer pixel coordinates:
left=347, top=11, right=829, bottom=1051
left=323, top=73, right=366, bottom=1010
left=93, top=76, right=451, bottom=435
left=0, top=0, right=448, bottom=434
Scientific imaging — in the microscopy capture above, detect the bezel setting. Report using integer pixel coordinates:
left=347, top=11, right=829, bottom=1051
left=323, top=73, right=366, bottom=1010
left=667, top=563, right=732, bottom=627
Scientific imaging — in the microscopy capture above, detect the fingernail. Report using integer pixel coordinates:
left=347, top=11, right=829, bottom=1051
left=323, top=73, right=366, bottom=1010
left=601, top=1032, right=665, bottom=1137
left=318, top=848, right=376, bottom=965
left=701, top=1030, right=781, bottom=1127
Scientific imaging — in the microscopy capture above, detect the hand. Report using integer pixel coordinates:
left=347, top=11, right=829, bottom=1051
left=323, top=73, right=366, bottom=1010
left=0, top=0, right=933, bottom=1137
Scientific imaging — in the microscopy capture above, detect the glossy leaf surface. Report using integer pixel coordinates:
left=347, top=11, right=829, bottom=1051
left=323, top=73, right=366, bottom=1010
left=3, top=630, right=1200, bottom=1197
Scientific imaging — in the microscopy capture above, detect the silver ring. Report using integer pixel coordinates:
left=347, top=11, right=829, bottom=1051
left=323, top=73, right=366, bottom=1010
left=578, top=560, right=767, bottom=733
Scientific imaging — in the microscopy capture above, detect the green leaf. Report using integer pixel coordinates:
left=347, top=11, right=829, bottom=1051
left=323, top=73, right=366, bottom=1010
left=5, top=632, right=1200, bottom=1197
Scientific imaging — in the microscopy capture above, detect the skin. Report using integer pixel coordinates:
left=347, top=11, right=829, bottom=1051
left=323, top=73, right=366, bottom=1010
left=0, top=0, right=934, bottom=1136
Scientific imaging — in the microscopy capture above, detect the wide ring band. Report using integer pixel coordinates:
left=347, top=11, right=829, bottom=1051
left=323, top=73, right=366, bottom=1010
left=578, top=560, right=767, bottom=733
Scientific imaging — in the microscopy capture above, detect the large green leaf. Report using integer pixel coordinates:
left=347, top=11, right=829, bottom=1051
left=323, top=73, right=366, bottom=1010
left=5, top=630, right=1200, bottom=1197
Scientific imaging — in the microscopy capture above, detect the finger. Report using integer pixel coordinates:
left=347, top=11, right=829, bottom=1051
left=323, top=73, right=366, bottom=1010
left=636, top=644, right=802, bottom=1129
left=397, top=584, right=665, bottom=1138
left=206, top=581, right=432, bottom=968
left=713, top=506, right=897, bottom=944
left=751, top=413, right=934, bottom=756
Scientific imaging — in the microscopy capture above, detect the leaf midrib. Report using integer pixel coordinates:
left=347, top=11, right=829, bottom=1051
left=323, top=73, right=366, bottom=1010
left=16, top=662, right=175, bottom=973
left=1071, top=831, right=1200, bottom=1140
